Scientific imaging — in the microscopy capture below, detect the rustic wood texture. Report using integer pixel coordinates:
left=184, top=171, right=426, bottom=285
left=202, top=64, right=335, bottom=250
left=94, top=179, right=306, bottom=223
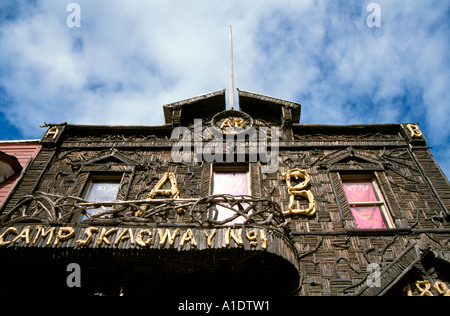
left=0, top=99, right=449, bottom=296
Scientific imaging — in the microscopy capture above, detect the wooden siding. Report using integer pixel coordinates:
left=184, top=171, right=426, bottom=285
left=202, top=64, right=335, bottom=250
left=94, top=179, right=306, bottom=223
left=0, top=141, right=41, bottom=206
left=1, top=107, right=449, bottom=296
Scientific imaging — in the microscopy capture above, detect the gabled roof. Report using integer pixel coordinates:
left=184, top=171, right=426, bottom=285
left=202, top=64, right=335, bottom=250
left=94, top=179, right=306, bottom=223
left=322, top=147, right=384, bottom=171
left=162, top=88, right=301, bottom=126
left=238, top=89, right=301, bottom=123
left=74, top=148, right=143, bottom=166
left=163, top=90, right=226, bottom=126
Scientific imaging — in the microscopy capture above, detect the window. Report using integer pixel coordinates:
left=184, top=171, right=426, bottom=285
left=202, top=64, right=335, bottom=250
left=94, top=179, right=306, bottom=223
left=341, top=176, right=394, bottom=229
left=212, top=166, right=250, bottom=225
left=79, top=177, right=121, bottom=221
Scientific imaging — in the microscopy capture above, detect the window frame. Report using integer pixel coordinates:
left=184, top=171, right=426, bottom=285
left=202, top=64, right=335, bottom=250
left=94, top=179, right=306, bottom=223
left=74, top=174, right=124, bottom=222
left=340, top=173, right=395, bottom=229
left=211, top=164, right=251, bottom=196
left=209, top=163, right=251, bottom=225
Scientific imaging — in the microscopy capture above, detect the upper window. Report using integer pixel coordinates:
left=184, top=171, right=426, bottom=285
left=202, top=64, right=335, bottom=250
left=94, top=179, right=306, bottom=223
left=213, top=172, right=249, bottom=196
left=341, top=176, right=394, bottom=229
left=79, top=177, right=121, bottom=221
left=212, top=166, right=250, bottom=225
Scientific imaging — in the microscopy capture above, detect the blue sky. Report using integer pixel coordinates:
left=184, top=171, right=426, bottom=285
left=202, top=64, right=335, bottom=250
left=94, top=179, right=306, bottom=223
left=0, top=0, right=449, bottom=178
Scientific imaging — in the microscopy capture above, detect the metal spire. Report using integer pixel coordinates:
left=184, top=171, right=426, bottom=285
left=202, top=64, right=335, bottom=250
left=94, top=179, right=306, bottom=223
left=229, top=25, right=235, bottom=110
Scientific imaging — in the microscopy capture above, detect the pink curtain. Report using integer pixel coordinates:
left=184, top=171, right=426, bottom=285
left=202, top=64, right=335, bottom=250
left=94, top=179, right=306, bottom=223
left=213, top=173, right=248, bottom=224
left=349, top=207, right=386, bottom=229
left=213, top=173, right=248, bottom=196
left=342, top=181, right=386, bottom=229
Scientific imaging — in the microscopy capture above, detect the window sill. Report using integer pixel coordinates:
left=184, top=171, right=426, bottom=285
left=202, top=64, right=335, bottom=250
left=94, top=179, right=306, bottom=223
left=346, top=227, right=411, bottom=236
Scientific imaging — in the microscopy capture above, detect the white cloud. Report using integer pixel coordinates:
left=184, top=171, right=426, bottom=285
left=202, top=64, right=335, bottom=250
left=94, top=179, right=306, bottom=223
left=0, top=0, right=449, bottom=177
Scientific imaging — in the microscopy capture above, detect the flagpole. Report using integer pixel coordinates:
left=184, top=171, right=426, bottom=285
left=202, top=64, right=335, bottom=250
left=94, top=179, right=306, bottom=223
left=229, top=25, right=235, bottom=110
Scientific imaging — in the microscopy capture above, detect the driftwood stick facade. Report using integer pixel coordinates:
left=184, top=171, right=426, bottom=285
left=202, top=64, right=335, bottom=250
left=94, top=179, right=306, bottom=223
left=0, top=89, right=449, bottom=296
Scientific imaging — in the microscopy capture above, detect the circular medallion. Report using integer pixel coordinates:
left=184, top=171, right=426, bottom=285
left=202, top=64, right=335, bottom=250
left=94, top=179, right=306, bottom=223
left=211, top=110, right=253, bottom=135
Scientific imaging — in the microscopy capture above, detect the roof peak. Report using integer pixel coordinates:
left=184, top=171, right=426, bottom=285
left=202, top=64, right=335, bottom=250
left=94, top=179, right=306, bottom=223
left=163, top=88, right=301, bottom=126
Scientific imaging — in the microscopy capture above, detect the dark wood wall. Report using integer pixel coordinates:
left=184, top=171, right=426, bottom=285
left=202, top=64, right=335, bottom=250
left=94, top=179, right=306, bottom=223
left=1, top=118, right=449, bottom=296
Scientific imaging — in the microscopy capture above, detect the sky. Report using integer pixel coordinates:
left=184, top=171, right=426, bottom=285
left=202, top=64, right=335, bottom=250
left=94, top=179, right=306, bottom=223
left=0, top=0, right=449, bottom=178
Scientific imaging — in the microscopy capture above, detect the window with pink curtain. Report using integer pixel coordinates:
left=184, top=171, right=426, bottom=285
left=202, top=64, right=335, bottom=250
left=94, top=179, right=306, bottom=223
left=342, top=180, right=387, bottom=229
left=213, top=172, right=249, bottom=224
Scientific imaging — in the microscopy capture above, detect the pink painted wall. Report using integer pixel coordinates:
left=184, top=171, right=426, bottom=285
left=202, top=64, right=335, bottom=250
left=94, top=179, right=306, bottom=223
left=0, top=141, right=41, bottom=206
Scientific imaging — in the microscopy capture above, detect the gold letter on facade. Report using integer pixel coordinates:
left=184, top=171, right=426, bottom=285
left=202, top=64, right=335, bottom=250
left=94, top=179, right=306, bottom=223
left=96, top=227, right=117, bottom=246
left=136, top=229, right=153, bottom=248
left=179, top=229, right=197, bottom=249
left=204, top=229, right=216, bottom=248
left=157, top=228, right=180, bottom=248
left=76, top=227, right=98, bottom=246
left=138, top=172, right=181, bottom=215
left=54, top=227, right=75, bottom=246
left=406, top=124, right=423, bottom=138
left=225, top=227, right=243, bottom=247
left=220, top=118, right=233, bottom=130
left=12, top=226, right=32, bottom=245
left=233, top=118, right=245, bottom=128
left=0, top=227, right=18, bottom=247
left=33, top=226, right=56, bottom=246
left=44, top=126, right=60, bottom=139
left=114, top=228, right=135, bottom=247
left=282, top=168, right=316, bottom=216
left=416, top=281, right=433, bottom=296
left=434, top=281, right=450, bottom=296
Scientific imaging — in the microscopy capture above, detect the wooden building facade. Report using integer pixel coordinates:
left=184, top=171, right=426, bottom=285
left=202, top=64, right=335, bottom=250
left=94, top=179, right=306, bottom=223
left=0, top=89, right=449, bottom=296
